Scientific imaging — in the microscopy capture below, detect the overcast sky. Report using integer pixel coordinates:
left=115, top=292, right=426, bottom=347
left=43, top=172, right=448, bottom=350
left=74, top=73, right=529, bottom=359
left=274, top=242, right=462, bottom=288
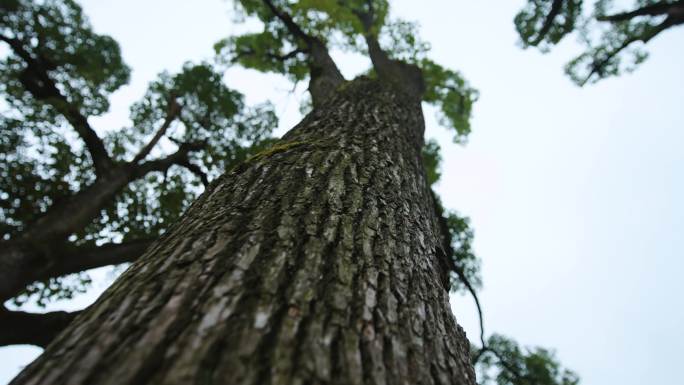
left=1, top=1, right=683, bottom=384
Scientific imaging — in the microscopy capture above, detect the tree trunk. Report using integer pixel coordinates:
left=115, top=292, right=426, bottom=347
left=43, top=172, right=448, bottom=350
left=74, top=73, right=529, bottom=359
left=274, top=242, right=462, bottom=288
left=11, top=78, right=476, bottom=385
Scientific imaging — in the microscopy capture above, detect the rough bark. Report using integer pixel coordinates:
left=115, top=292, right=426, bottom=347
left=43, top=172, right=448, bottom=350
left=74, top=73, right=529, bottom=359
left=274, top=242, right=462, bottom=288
left=11, top=78, right=475, bottom=385
left=307, top=40, right=345, bottom=107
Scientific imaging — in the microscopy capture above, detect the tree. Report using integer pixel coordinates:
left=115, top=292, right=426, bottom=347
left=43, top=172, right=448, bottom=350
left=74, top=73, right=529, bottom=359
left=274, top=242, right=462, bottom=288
left=6, top=1, right=578, bottom=384
left=515, top=0, right=684, bottom=85
left=0, top=0, right=276, bottom=347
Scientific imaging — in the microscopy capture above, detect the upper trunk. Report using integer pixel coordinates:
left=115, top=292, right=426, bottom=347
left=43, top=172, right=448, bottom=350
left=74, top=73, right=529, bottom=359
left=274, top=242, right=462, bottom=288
left=11, top=78, right=475, bottom=385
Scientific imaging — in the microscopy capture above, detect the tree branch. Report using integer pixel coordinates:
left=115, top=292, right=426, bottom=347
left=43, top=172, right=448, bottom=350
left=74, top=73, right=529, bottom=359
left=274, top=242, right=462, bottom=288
left=580, top=15, right=683, bottom=85
left=0, top=238, right=153, bottom=303
left=531, top=0, right=564, bottom=45
left=0, top=34, right=113, bottom=177
left=268, top=48, right=309, bottom=62
left=580, top=37, right=637, bottom=86
left=431, top=191, right=486, bottom=350
left=260, top=0, right=344, bottom=106
left=236, top=47, right=309, bottom=63
left=597, top=0, right=684, bottom=22
left=454, top=264, right=486, bottom=347
left=131, top=97, right=182, bottom=164
left=475, top=346, right=527, bottom=382
left=175, top=159, right=209, bottom=186
left=0, top=141, right=205, bottom=301
left=133, top=140, right=208, bottom=179
left=260, top=0, right=313, bottom=45
left=344, top=0, right=424, bottom=97
left=34, top=239, right=154, bottom=283
left=0, top=306, right=80, bottom=347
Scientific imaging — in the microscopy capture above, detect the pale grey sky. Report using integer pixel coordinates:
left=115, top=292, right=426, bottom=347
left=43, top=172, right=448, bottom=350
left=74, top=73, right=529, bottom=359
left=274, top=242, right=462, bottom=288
left=2, top=1, right=683, bottom=384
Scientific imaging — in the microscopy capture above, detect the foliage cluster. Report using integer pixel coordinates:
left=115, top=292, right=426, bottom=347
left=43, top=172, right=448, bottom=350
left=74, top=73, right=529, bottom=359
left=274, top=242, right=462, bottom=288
left=515, top=0, right=684, bottom=85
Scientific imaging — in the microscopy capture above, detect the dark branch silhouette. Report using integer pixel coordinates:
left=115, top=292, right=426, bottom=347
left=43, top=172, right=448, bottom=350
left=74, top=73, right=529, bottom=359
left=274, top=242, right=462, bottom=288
left=0, top=34, right=114, bottom=177
left=0, top=306, right=80, bottom=347
left=131, top=97, right=182, bottom=164
left=532, top=0, right=564, bottom=45
left=597, top=0, right=684, bottom=22
left=581, top=14, right=684, bottom=85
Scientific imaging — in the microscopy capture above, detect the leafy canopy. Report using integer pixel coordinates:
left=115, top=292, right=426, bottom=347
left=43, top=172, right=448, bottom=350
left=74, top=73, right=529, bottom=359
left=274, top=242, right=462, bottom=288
left=216, top=0, right=478, bottom=142
left=1, top=0, right=276, bottom=306
left=515, top=0, right=583, bottom=52
left=0, top=0, right=130, bottom=118
left=1, top=0, right=130, bottom=239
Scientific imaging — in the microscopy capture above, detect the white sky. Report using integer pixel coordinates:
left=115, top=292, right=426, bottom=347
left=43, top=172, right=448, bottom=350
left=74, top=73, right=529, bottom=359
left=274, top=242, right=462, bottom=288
left=1, top=1, right=683, bottom=384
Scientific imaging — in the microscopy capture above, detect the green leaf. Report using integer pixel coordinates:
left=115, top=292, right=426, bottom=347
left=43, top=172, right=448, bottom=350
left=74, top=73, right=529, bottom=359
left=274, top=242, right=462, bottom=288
left=421, top=59, right=478, bottom=143
left=514, top=0, right=583, bottom=51
left=422, top=139, right=441, bottom=187
left=476, top=334, right=580, bottom=385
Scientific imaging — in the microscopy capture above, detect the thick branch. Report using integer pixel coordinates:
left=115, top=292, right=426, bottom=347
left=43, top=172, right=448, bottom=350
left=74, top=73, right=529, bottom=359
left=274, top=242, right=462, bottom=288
left=0, top=237, right=153, bottom=302
left=0, top=35, right=113, bottom=176
left=131, top=98, right=181, bottom=164
left=0, top=306, right=80, bottom=347
left=597, top=0, right=684, bottom=22
left=260, top=0, right=313, bottom=45
left=33, top=239, right=154, bottom=283
left=260, top=0, right=344, bottom=106
left=20, top=140, right=206, bottom=242
left=0, top=170, right=126, bottom=301
left=348, top=1, right=424, bottom=97
left=0, top=142, right=205, bottom=301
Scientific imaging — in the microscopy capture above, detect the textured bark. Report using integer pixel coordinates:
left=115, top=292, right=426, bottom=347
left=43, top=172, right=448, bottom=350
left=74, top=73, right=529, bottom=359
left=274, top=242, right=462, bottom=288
left=11, top=78, right=475, bottom=385
left=307, top=40, right=345, bottom=107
